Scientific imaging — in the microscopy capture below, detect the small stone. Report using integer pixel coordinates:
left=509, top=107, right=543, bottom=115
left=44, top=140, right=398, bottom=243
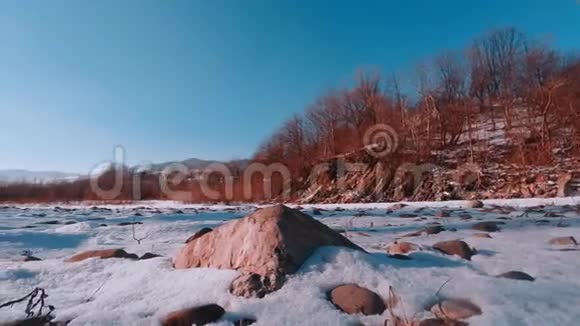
left=139, top=253, right=161, bottom=260
left=36, top=220, right=59, bottom=225
left=405, top=225, right=445, bottom=237
left=387, top=241, right=419, bottom=255
left=162, top=304, right=225, bottom=326
left=329, top=284, right=386, bottom=315
left=433, top=240, right=475, bottom=260
left=117, top=221, right=143, bottom=226
left=419, top=318, right=468, bottom=326
left=232, top=318, right=256, bottom=326
left=496, top=271, right=535, bottom=281
left=472, top=233, right=492, bottom=238
left=430, top=298, right=482, bottom=320
left=471, top=221, right=501, bottom=232
left=23, top=256, right=42, bottom=262
left=391, top=203, right=407, bottom=210
left=464, top=200, right=484, bottom=209
left=65, top=249, right=137, bottom=262
left=549, top=236, right=578, bottom=246
left=389, top=254, right=412, bottom=260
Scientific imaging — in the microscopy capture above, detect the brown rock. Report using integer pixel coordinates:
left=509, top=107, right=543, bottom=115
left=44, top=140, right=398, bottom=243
left=391, top=203, right=407, bottom=210
left=65, top=249, right=137, bottom=262
left=419, top=318, right=468, bottom=326
left=162, top=304, right=224, bottom=326
left=139, top=253, right=161, bottom=260
left=329, top=284, right=386, bottom=315
left=387, top=241, right=419, bottom=255
left=405, top=225, right=445, bottom=237
left=433, top=240, right=475, bottom=260
left=557, top=172, right=580, bottom=197
left=185, top=228, right=213, bottom=243
left=423, top=225, right=445, bottom=235
left=496, top=271, right=535, bottom=281
left=471, top=221, right=501, bottom=232
left=548, top=236, right=578, bottom=246
left=229, top=272, right=284, bottom=298
left=464, top=200, right=484, bottom=209
left=174, top=205, right=363, bottom=276
left=430, top=298, right=482, bottom=320
left=472, top=233, right=492, bottom=239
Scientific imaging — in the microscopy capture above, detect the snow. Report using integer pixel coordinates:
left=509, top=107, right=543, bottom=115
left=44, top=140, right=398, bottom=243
left=1, top=197, right=580, bottom=325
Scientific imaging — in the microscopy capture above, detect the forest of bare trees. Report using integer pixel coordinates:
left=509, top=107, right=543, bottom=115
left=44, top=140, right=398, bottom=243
left=1, top=27, right=578, bottom=203
left=254, top=27, right=579, bottom=179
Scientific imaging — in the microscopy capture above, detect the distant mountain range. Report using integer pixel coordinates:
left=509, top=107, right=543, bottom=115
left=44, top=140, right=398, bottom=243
left=144, top=157, right=249, bottom=172
left=0, top=157, right=249, bottom=183
left=0, top=169, right=80, bottom=183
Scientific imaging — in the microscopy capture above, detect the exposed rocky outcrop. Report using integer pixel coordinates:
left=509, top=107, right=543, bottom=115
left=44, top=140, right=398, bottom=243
left=294, top=149, right=578, bottom=204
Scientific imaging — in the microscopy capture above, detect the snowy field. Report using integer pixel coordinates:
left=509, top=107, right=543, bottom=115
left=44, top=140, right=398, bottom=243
left=1, top=197, right=580, bottom=325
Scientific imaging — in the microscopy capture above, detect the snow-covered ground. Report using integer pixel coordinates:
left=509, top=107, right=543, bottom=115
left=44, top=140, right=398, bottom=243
left=1, top=197, right=580, bottom=325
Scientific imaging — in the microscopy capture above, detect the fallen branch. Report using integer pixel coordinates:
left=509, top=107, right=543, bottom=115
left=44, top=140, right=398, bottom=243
left=132, top=215, right=149, bottom=245
left=0, top=287, right=55, bottom=321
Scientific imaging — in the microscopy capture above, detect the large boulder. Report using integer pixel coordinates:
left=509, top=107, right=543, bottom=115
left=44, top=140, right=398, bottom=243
left=174, top=205, right=364, bottom=296
left=162, top=304, right=224, bottom=326
left=329, top=284, right=386, bottom=315
left=65, top=249, right=137, bottom=262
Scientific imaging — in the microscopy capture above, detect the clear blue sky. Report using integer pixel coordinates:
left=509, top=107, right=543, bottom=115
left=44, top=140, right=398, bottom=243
left=0, top=0, right=578, bottom=173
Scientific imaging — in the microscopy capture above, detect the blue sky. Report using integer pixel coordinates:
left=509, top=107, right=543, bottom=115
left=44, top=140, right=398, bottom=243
left=0, top=0, right=578, bottom=173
